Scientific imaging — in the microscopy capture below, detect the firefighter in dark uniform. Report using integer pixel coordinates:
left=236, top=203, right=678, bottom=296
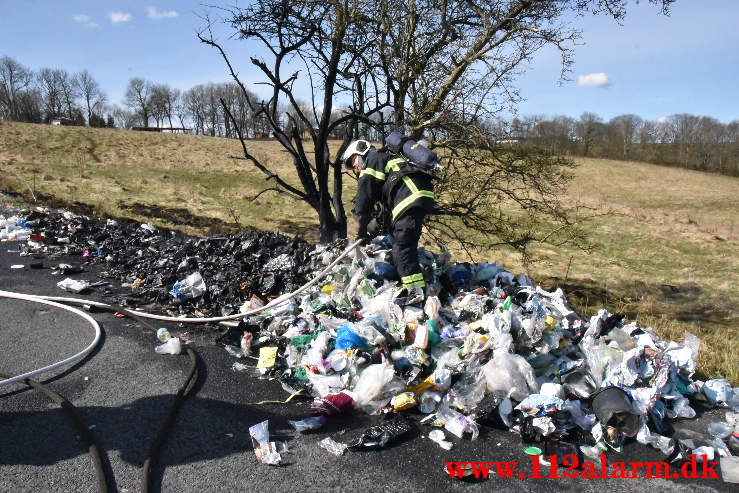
left=342, top=138, right=435, bottom=304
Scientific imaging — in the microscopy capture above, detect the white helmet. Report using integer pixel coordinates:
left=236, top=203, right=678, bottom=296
left=341, top=140, right=372, bottom=166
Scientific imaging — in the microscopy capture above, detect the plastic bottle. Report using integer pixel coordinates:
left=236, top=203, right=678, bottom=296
left=157, top=328, right=172, bottom=342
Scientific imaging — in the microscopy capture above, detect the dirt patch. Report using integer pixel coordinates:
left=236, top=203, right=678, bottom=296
left=120, top=202, right=242, bottom=234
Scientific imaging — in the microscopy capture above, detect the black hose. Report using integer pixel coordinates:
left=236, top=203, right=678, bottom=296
left=2, top=301, right=201, bottom=493
left=141, top=347, right=199, bottom=493
left=0, top=372, right=112, bottom=493
left=96, top=304, right=201, bottom=493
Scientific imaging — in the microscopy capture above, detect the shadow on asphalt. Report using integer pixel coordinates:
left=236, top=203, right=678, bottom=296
left=0, top=395, right=274, bottom=467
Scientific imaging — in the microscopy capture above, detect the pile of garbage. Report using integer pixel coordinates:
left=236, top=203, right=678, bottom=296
left=2, top=208, right=314, bottom=316
left=229, top=236, right=739, bottom=470
left=3, top=204, right=739, bottom=477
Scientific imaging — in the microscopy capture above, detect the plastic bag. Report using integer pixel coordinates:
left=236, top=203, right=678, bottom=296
left=636, top=419, right=674, bottom=455
left=305, top=331, right=331, bottom=373
left=307, top=372, right=346, bottom=397
left=483, top=348, right=539, bottom=401
left=249, top=420, right=282, bottom=465
left=539, top=383, right=565, bottom=399
left=170, top=272, right=206, bottom=301
left=353, top=320, right=386, bottom=347
left=579, top=336, right=609, bottom=388
left=437, top=400, right=479, bottom=440
left=353, top=362, right=400, bottom=409
left=428, top=429, right=453, bottom=450
left=57, top=278, right=90, bottom=294
left=288, top=416, right=327, bottom=432
left=704, top=379, right=734, bottom=407
left=320, top=437, right=348, bottom=456
left=419, top=391, right=442, bottom=413
left=564, top=399, right=596, bottom=430
left=708, top=421, right=733, bottom=439
left=336, top=324, right=370, bottom=350
left=448, top=360, right=487, bottom=412
left=669, top=397, right=696, bottom=419
left=155, top=337, right=182, bottom=355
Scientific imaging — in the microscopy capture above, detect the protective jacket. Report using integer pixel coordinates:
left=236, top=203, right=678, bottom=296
left=353, top=149, right=435, bottom=225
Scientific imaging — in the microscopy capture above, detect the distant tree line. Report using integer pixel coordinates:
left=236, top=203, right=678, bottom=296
left=0, top=55, right=111, bottom=127
left=3, top=55, right=736, bottom=176
left=501, top=112, right=739, bottom=176
left=0, top=54, right=373, bottom=140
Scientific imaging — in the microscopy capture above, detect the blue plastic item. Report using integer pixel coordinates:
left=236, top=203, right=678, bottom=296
left=447, top=264, right=472, bottom=285
left=335, top=324, right=368, bottom=350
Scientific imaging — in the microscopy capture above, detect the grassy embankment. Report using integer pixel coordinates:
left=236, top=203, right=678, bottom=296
left=1, top=121, right=737, bottom=383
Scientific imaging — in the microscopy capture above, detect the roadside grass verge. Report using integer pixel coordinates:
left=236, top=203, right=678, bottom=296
left=1, top=121, right=737, bottom=382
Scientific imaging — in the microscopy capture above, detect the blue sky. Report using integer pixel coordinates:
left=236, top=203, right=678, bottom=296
left=1, top=1, right=737, bottom=123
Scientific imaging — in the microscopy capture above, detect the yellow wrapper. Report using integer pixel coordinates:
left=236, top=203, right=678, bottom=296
left=545, top=315, right=557, bottom=330
left=391, top=392, right=417, bottom=411
left=407, top=374, right=436, bottom=396
left=256, top=346, right=278, bottom=369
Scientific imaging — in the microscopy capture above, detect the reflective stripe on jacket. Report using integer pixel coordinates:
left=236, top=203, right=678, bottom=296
left=353, top=150, right=434, bottom=222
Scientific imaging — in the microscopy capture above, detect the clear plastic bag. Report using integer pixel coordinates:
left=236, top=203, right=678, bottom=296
left=169, top=271, right=206, bottom=301
left=155, top=337, right=182, bottom=355
left=288, top=416, right=327, bottom=432
left=352, top=362, right=401, bottom=409
left=249, top=420, right=282, bottom=465
left=428, top=429, right=453, bottom=450
left=448, top=360, right=487, bottom=412
left=483, top=348, right=539, bottom=401
left=305, top=331, right=331, bottom=373
left=436, top=399, right=479, bottom=440
left=320, top=437, right=348, bottom=456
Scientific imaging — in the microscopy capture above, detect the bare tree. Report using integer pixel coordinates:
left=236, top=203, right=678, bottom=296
left=149, top=83, right=169, bottom=127
left=199, top=0, right=676, bottom=249
left=58, top=70, right=79, bottom=120
left=37, top=68, right=66, bottom=121
left=164, top=87, right=181, bottom=128
left=0, top=56, right=35, bottom=121
left=109, top=103, right=139, bottom=130
left=199, top=1, right=391, bottom=241
left=74, top=70, right=106, bottom=126
left=184, top=85, right=207, bottom=135
left=608, top=114, right=643, bottom=159
left=125, top=77, right=152, bottom=127
left=576, top=112, right=603, bottom=157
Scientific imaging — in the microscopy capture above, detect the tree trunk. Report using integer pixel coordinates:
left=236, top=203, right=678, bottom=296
left=333, top=160, right=347, bottom=239
left=318, top=198, right=338, bottom=243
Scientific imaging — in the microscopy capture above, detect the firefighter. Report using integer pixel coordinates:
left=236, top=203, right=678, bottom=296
left=342, top=137, right=435, bottom=304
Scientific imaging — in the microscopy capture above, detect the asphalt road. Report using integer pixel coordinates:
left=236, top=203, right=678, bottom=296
left=0, top=245, right=734, bottom=492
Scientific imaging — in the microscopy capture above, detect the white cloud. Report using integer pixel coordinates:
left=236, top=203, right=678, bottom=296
left=147, top=7, right=178, bottom=20
left=109, top=12, right=133, bottom=24
left=72, top=14, right=98, bottom=28
left=577, top=72, right=612, bottom=88
left=657, top=116, right=669, bottom=124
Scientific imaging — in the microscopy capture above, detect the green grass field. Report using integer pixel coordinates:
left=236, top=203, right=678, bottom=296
left=1, top=121, right=737, bottom=382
